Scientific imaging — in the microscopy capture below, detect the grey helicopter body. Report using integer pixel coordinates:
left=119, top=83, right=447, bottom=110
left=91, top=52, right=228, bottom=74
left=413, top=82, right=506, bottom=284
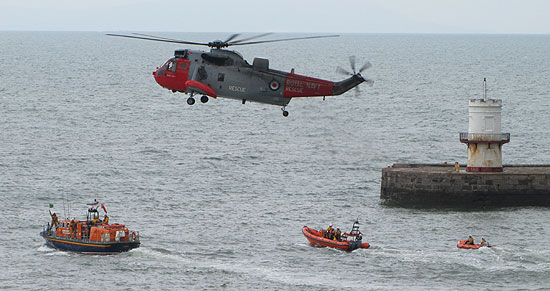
left=107, top=33, right=373, bottom=116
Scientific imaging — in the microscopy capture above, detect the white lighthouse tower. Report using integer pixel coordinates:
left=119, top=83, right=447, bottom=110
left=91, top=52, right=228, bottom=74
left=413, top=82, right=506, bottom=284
left=460, top=79, right=510, bottom=172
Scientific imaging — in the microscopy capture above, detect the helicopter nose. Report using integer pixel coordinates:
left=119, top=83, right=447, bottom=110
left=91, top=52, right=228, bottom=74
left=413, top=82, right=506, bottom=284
left=153, top=67, right=166, bottom=87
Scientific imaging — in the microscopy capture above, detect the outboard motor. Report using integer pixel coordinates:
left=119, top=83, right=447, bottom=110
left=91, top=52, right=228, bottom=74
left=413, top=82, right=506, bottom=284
left=348, top=240, right=360, bottom=251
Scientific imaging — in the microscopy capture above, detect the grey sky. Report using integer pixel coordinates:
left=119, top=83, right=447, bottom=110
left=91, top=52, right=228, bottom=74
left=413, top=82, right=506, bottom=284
left=1, top=0, right=549, bottom=34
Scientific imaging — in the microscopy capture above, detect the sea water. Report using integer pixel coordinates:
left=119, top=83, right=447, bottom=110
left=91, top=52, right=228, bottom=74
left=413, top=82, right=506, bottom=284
left=1, top=32, right=549, bottom=290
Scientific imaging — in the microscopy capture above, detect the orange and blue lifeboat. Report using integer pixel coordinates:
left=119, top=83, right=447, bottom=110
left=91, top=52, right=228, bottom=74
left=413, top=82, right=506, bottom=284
left=41, top=206, right=140, bottom=254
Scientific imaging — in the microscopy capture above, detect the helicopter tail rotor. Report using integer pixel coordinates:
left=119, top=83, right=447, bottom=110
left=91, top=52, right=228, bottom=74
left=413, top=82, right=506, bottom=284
left=336, top=56, right=374, bottom=95
left=358, top=61, right=372, bottom=74
left=337, top=56, right=372, bottom=76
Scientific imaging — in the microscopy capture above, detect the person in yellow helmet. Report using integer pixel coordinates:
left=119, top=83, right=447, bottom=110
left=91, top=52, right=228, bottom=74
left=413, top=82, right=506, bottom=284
left=465, top=235, right=474, bottom=245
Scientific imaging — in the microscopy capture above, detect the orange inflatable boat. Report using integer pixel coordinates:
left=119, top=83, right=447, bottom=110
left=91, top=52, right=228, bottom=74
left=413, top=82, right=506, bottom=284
left=302, top=225, right=370, bottom=252
left=457, top=240, right=493, bottom=249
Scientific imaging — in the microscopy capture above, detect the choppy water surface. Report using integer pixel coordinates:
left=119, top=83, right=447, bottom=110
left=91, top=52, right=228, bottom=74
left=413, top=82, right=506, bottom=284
left=1, top=32, right=549, bottom=290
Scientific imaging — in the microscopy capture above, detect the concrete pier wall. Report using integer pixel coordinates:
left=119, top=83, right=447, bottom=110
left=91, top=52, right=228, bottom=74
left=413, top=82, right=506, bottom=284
left=381, top=164, right=550, bottom=206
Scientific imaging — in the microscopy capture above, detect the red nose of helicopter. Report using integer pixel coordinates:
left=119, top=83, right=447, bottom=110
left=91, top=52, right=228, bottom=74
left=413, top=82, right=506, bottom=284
left=152, top=56, right=188, bottom=92
left=152, top=65, right=167, bottom=88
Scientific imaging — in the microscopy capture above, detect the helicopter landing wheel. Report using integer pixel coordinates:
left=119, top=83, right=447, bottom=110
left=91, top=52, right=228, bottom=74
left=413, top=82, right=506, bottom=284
left=281, top=107, right=289, bottom=117
left=200, top=95, right=209, bottom=103
left=187, top=97, right=195, bottom=105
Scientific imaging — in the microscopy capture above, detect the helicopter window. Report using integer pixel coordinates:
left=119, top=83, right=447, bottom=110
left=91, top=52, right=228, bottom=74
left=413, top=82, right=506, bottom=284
left=174, top=49, right=188, bottom=59
left=180, top=63, right=187, bottom=69
left=167, top=61, right=176, bottom=72
left=218, top=73, right=225, bottom=82
left=201, top=53, right=233, bottom=66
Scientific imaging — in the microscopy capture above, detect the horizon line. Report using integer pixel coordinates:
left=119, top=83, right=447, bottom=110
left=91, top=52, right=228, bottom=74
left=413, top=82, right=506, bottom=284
left=1, top=30, right=550, bottom=36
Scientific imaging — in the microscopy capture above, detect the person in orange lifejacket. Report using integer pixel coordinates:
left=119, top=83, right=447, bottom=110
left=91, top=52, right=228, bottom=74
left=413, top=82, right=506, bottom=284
left=465, top=235, right=474, bottom=245
left=103, top=215, right=109, bottom=224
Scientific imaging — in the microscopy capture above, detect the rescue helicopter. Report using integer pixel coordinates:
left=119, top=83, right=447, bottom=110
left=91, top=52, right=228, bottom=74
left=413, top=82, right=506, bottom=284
left=106, top=33, right=374, bottom=117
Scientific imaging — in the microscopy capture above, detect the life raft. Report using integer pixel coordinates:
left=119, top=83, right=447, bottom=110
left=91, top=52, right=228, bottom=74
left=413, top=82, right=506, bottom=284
left=457, top=240, right=493, bottom=249
left=302, top=226, right=369, bottom=252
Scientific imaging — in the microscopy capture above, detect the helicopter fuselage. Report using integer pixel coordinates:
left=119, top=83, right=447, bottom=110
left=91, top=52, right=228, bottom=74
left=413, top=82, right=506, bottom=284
left=153, top=48, right=364, bottom=107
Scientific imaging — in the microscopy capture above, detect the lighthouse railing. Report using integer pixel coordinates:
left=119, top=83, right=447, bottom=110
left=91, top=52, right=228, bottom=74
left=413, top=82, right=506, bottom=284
left=459, top=132, right=510, bottom=143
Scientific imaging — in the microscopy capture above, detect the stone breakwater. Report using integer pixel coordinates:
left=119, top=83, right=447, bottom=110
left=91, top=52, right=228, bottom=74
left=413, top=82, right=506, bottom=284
left=381, top=164, right=550, bottom=207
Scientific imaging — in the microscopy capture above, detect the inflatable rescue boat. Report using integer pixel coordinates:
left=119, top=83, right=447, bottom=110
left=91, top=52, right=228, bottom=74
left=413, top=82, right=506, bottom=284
left=41, top=202, right=140, bottom=254
left=457, top=240, right=493, bottom=249
left=302, top=221, right=370, bottom=252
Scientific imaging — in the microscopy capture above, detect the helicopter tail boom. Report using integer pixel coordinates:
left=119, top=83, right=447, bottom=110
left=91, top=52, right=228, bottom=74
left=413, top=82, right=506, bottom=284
left=283, top=74, right=334, bottom=98
left=332, top=74, right=365, bottom=95
left=283, top=74, right=365, bottom=98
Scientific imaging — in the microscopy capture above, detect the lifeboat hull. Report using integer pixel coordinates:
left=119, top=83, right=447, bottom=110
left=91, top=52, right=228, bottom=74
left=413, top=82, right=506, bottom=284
left=41, top=231, right=140, bottom=254
left=457, top=240, right=493, bottom=249
left=302, top=226, right=369, bottom=252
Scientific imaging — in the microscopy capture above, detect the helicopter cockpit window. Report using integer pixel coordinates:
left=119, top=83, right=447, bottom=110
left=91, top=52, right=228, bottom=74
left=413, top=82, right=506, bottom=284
left=167, top=60, right=176, bottom=72
left=161, top=59, right=177, bottom=72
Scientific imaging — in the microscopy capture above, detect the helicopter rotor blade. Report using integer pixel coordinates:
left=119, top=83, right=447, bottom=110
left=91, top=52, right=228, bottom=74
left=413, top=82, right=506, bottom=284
left=132, top=33, right=180, bottom=42
left=106, top=34, right=209, bottom=46
left=358, top=61, right=372, bottom=73
left=349, top=56, right=357, bottom=74
left=336, top=66, right=352, bottom=75
left=229, top=33, right=274, bottom=44
left=223, top=33, right=241, bottom=43
left=229, top=34, right=339, bottom=46
left=108, top=33, right=339, bottom=49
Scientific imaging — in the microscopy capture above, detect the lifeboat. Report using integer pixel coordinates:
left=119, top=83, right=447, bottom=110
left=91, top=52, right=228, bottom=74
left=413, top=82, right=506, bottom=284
left=302, top=221, right=370, bottom=252
left=457, top=240, right=493, bottom=249
left=40, top=202, right=140, bottom=254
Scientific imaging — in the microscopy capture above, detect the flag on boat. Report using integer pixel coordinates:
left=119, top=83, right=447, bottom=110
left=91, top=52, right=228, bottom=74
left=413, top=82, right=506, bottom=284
left=87, top=199, right=99, bottom=206
left=101, top=204, right=107, bottom=214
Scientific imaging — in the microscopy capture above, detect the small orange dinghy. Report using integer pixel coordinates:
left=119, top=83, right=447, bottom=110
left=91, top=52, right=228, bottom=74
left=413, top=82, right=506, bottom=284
left=302, top=220, right=370, bottom=252
left=457, top=240, right=493, bottom=249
